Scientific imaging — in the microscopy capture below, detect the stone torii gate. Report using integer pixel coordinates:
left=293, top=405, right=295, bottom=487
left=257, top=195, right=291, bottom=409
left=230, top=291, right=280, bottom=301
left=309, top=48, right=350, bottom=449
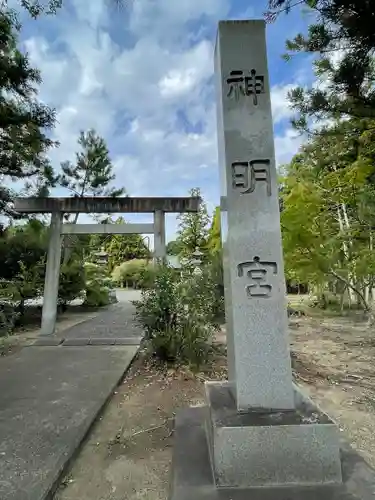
left=14, top=196, right=200, bottom=336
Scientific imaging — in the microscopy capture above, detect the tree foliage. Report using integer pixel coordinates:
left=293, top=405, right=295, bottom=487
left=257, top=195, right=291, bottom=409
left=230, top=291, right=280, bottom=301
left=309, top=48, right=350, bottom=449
left=0, top=219, right=90, bottom=332
left=281, top=118, right=375, bottom=315
left=112, top=259, right=153, bottom=288
left=207, top=206, right=222, bottom=255
left=105, top=218, right=150, bottom=269
left=0, top=10, right=57, bottom=218
left=57, top=130, right=126, bottom=262
left=134, top=263, right=218, bottom=367
left=86, top=216, right=150, bottom=270
left=58, top=129, right=125, bottom=202
left=176, top=187, right=209, bottom=260
left=166, top=239, right=183, bottom=256
left=2, top=0, right=123, bottom=18
left=2, top=1, right=62, bottom=17
left=267, top=0, right=375, bottom=130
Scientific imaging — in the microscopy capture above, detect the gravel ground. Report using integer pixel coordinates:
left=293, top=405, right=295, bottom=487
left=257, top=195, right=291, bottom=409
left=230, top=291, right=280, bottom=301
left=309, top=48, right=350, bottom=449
left=56, top=313, right=375, bottom=499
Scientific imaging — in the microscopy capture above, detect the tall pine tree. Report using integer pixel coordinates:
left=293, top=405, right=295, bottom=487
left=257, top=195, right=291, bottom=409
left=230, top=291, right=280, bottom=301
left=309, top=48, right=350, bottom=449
left=0, top=10, right=57, bottom=218
left=57, top=129, right=126, bottom=262
left=58, top=129, right=125, bottom=220
left=266, top=0, right=375, bottom=129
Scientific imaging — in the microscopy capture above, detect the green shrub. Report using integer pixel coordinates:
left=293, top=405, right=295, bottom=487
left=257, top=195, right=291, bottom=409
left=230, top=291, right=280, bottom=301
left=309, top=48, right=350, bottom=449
left=133, top=264, right=218, bottom=368
left=84, top=284, right=110, bottom=307
left=84, top=263, right=111, bottom=307
left=58, top=260, right=86, bottom=309
left=138, top=262, right=159, bottom=289
left=10, top=260, right=45, bottom=319
left=0, top=303, right=20, bottom=337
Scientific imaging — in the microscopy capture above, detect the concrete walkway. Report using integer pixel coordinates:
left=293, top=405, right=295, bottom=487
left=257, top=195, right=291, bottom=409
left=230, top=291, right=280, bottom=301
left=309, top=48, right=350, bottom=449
left=0, top=291, right=143, bottom=500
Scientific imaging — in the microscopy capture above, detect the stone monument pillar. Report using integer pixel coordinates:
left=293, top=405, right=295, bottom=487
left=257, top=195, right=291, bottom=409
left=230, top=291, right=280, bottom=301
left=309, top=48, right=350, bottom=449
left=203, top=19, right=342, bottom=488
left=216, top=19, right=294, bottom=412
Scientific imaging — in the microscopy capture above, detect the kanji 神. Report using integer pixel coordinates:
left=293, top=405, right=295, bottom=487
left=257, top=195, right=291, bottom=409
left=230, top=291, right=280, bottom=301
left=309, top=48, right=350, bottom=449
left=226, top=69, right=265, bottom=105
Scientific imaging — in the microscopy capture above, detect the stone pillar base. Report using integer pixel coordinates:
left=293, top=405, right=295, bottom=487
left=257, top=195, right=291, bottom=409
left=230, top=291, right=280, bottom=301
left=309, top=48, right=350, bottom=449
left=170, top=406, right=375, bottom=500
left=205, top=381, right=342, bottom=488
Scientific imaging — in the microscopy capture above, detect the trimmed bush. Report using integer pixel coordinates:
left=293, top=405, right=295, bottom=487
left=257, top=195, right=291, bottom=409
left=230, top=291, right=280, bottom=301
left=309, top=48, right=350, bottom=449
left=133, top=264, right=218, bottom=368
left=0, top=302, right=20, bottom=337
left=58, top=260, right=86, bottom=310
left=84, top=263, right=112, bottom=307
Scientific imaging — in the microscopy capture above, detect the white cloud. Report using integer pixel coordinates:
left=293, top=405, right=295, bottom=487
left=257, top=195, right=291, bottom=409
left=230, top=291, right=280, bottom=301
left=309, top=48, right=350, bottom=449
left=271, top=83, right=295, bottom=124
left=275, top=128, right=304, bottom=167
left=17, top=0, right=309, bottom=240
left=72, top=0, right=109, bottom=28
left=158, top=40, right=212, bottom=99
left=129, top=0, right=230, bottom=40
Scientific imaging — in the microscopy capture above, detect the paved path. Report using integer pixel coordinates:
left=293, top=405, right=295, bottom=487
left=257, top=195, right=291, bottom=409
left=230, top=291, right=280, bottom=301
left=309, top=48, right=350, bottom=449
left=0, top=292, right=143, bottom=500
left=61, top=290, right=142, bottom=342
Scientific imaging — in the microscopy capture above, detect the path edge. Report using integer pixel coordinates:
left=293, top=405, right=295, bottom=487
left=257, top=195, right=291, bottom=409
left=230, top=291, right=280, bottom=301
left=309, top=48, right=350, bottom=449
left=42, top=346, right=140, bottom=500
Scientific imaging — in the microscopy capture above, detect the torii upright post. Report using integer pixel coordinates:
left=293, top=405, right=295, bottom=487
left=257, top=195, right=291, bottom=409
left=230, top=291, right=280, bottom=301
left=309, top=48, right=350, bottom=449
left=153, top=210, right=166, bottom=263
left=41, top=211, right=63, bottom=336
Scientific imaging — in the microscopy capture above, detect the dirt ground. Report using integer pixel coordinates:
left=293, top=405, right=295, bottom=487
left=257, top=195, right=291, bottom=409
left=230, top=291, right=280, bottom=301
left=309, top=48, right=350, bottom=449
left=290, top=313, right=375, bottom=466
left=55, top=313, right=375, bottom=500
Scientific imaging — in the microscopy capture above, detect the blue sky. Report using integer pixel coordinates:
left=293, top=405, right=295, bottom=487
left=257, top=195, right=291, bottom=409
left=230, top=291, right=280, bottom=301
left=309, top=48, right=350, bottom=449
left=13, top=0, right=315, bottom=243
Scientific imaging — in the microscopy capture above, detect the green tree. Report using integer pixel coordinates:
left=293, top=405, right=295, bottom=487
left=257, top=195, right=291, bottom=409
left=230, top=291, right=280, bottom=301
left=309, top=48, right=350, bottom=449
left=0, top=220, right=47, bottom=283
left=58, top=261, right=85, bottom=310
left=166, top=240, right=183, bottom=256
left=176, top=187, right=210, bottom=260
left=112, top=259, right=151, bottom=288
left=207, top=206, right=224, bottom=318
left=0, top=220, right=47, bottom=319
left=105, top=218, right=151, bottom=270
left=267, top=0, right=375, bottom=129
left=281, top=119, right=375, bottom=318
left=57, top=129, right=126, bottom=262
left=58, top=129, right=125, bottom=214
left=0, top=219, right=87, bottom=320
left=207, top=206, right=222, bottom=255
left=86, top=216, right=150, bottom=269
left=0, top=10, right=57, bottom=218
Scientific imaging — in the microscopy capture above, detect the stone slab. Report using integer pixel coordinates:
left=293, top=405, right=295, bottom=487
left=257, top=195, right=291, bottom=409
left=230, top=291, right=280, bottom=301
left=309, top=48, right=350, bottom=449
left=89, top=338, right=116, bottom=345
left=33, top=337, right=64, bottom=346
left=0, top=345, right=138, bottom=500
left=115, top=337, right=143, bottom=345
left=63, top=338, right=90, bottom=346
left=205, top=382, right=342, bottom=487
left=170, top=406, right=375, bottom=500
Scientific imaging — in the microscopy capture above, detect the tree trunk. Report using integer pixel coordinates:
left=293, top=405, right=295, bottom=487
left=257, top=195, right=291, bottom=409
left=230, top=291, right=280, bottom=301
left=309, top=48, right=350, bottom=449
left=329, top=268, right=373, bottom=325
left=367, top=306, right=375, bottom=327
left=366, top=232, right=374, bottom=311
left=336, top=205, right=357, bottom=303
left=339, top=287, right=346, bottom=313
